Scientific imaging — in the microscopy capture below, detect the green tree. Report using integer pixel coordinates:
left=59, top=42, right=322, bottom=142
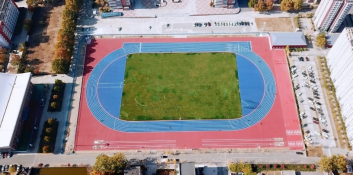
left=248, top=0, right=257, bottom=8
left=254, top=0, right=266, bottom=12
left=293, top=0, right=303, bottom=10
left=55, top=79, right=63, bottom=85
left=44, top=136, right=51, bottom=142
left=50, top=102, right=57, bottom=109
left=52, top=59, right=70, bottom=74
left=280, top=0, right=293, bottom=11
left=316, top=33, right=327, bottom=48
left=46, top=128, right=52, bottom=134
left=93, top=153, right=128, bottom=174
left=48, top=118, right=55, bottom=125
left=42, top=146, right=50, bottom=153
left=10, top=54, right=21, bottom=66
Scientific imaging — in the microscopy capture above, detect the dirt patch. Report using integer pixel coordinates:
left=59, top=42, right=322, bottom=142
left=26, top=3, right=65, bottom=74
left=306, top=146, right=323, bottom=157
left=255, top=17, right=294, bottom=32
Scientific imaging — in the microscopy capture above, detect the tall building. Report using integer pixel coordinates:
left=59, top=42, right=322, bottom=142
left=313, top=0, right=353, bottom=33
left=0, top=72, right=32, bottom=151
left=326, top=27, right=353, bottom=146
left=108, top=0, right=134, bottom=10
left=0, top=0, right=19, bottom=48
left=213, top=0, right=236, bottom=8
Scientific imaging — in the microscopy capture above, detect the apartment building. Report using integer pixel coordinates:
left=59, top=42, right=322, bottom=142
left=313, top=0, right=353, bottom=33
left=0, top=0, right=19, bottom=48
left=326, top=27, right=353, bottom=146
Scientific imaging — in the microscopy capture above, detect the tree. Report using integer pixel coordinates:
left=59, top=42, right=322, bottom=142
left=10, top=54, right=21, bottom=66
left=316, top=33, right=327, bottom=48
left=285, top=45, right=290, bottom=55
left=293, top=0, right=303, bottom=10
left=55, top=79, right=63, bottom=85
left=93, top=153, right=128, bottom=174
left=48, top=118, right=55, bottom=125
left=18, top=43, right=26, bottom=52
left=318, top=155, right=334, bottom=174
left=42, top=146, right=50, bottom=153
left=52, top=59, right=70, bottom=74
left=333, top=155, right=347, bottom=172
left=265, top=0, right=274, bottom=11
left=280, top=0, right=293, bottom=11
left=46, top=128, right=52, bottom=134
left=248, top=0, right=257, bottom=8
left=44, top=136, right=51, bottom=142
left=254, top=0, right=266, bottom=12
left=53, top=95, right=58, bottom=99
left=50, top=102, right=57, bottom=109
left=8, top=166, right=16, bottom=174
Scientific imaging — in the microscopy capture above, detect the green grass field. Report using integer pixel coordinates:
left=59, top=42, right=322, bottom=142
left=120, top=53, right=242, bottom=121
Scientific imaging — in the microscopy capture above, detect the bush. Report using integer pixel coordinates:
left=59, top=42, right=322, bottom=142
left=55, top=79, right=63, bottom=85
left=259, top=165, right=263, bottom=168
left=50, top=102, right=57, bottom=109
left=266, top=164, right=271, bottom=169
left=42, top=146, right=50, bottom=153
left=46, top=128, right=52, bottom=134
left=44, top=136, right=51, bottom=142
left=311, top=164, right=315, bottom=170
left=48, top=118, right=55, bottom=125
left=53, top=95, right=58, bottom=99
left=281, top=164, right=285, bottom=169
left=54, top=86, right=61, bottom=92
left=273, top=164, right=278, bottom=169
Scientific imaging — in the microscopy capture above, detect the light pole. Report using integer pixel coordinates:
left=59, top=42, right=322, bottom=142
left=260, top=22, right=267, bottom=36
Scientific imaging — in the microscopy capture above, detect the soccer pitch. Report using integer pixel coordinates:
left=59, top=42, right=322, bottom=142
left=120, top=53, right=242, bottom=121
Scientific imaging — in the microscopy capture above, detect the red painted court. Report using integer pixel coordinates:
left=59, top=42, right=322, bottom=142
left=74, top=37, right=304, bottom=151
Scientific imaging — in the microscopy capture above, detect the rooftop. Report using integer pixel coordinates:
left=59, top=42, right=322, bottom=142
left=0, top=0, right=9, bottom=21
left=270, top=32, right=307, bottom=46
left=180, top=163, right=195, bottom=175
left=0, top=72, right=31, bottom=148
left=124, top=166, right=142, bottom=175
left=326, top=33, right=341, bottom=46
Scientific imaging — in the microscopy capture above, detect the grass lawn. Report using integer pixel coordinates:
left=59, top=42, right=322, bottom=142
left=120, top=53, right=242, bottom=121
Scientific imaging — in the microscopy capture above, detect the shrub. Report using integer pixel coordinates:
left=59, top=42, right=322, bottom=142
left=46, top=128, right=52, bottom=134
left=259, top=165, right=263, bottom=168
left=53, top=95, right=58, bottom=99
left=50, top=102, right=57, bottom=109
left=44, top=136, right=51, bottom=142
left=55, top=79, right=63, bottom=85
left=8, top=166, right=16, bottom=174
left=311, top=164, right=315, bottom=170
left=42, top=146, right=50, bottom=153
left=281, top=164, right=285, bottom=169
left=273, top=164, right=278, bottom=169
left=48, top=118, right=55, bottom=125
left=38, top=163, right=43, bottom=167
left=266, top=164, right=271, bottom=169
left=54, top=86, right=61, bottom=92
left=304, top=165, right=308, bottom=169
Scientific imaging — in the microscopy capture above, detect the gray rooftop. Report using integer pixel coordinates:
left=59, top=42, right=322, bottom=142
left=270, top=32, right=307, bottom=46
left=124, top=166, right=142, bottom=175
left=0, top=0, right=9, bottom=21
left=326, top=33, right=340, bottom=46
left=180, top=163, right=195, bottom=175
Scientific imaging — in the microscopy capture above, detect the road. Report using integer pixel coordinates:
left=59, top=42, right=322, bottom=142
left=0, top=151, right=320, bottom=167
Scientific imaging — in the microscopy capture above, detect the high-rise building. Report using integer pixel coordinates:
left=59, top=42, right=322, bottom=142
left=108, top=0, right=134, bottom=10
left=313, top=0, right=353, bottom=33
left=0, top=0, right=19, bottom=48
left=326, top=27, right=353, bottom=146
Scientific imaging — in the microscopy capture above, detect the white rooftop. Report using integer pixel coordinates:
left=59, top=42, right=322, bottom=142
left=270, top=32, right=307, bottom=46
left=0, top=72, right=31, bottom=148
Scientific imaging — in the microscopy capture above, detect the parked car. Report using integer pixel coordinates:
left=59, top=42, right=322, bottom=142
left=322, top=129, right=329, bottom=133
left=313, top=121, right=319, bottom=124
left=296, top=152, right=304, bottom=155
left=306, top=57, right=309, bottom=61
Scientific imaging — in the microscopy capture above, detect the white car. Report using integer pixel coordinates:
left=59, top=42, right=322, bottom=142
left=314, top=131, right=320, bottom=135
left=308, top=100, right=313, bottom=104
left=305, top=134, right=311, bottom=138
left=292, top=74, right=298, bottom=78
left=307, top=66, right=313, bottom=70
left=304, top=82, right=309, bottom=86
left=297, top=93, right=302, bottom=96
left=319, top=118, right=326, bottom=122
left=315, top=104, right=322, bottom=109
left=303, top=75, right=308, bottom=79
left=322, top=133, right=329, bottom=138
left=291, top=67, right=297, bottom=72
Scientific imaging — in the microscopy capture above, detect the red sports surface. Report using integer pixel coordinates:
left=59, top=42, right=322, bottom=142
left=74, top=37, right=303, bottom=151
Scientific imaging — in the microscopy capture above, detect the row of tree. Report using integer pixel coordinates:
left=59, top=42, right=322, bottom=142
left=91, top=153, right=128, bottom=175
left=249, top=0, right=273, bottom=12
left=248, top=0, right=303, bottom=12
left=318, top=155, right=347, bottom=174
left=51, top=0, right=82, bottom=73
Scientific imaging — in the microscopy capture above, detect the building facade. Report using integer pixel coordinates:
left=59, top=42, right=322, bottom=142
left=0, top=0, right=19, bottom=48
left=0, top=73, right=32, bottom=151
left=326, top=27, right=353, bottom=146
left=108, top=0, right=134, bottom=10
left=212, top=0, right=236, bottom=8
left=313, top=0, right=353, bottom=33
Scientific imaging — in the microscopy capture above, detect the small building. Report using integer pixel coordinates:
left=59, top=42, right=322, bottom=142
left=270, top=32, right=307, bottom=49
left=0, top=0, right=20, bottom=47
left=108, top=0, right=134, bottom=10
left=326, top=33, right=340, bottom=48
left=180, top=163, right=195, bottom=175
left=212, top=0, right=236, bottom=8
left=0, top=72, right=32, bottom=151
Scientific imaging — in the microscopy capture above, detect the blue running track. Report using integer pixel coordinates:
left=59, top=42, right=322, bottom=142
left=86, top=41, right=276, bottom=132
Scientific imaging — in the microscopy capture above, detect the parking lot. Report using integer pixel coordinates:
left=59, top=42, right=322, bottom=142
left=289, top=56, right=336, bottom=153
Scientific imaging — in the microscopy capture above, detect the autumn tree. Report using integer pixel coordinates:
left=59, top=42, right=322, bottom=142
left=285, top=45, right=290, bottom=55
left=52, top=59, right=70, bottom=74
left=254, top=0, right=266, bottom=12
left=48, top=118, right=56, bottom=125
left=18, top=43, right=26, bottom=52
left=248, top=0, right=257, bottom=8
left=316, top=33, right=327, bottom=48
left=318, top=155, right=347, bottom=174
left=44, top=136, right=51, bottom=142
left=53, top=95, right=58, bottom=99
left=46, top=128, right=52, bottom=134
left=293, top=0, right=303, bottom=10
left=42, top=146, right=50, bottom=153
left=8, top=166, right=16, bottom=174
left=10, top=54, right=21, bottom=66
left=229, top=163, right=256, bottom=175
left=93, top=153, right=128, bottom=174
left=265, top=0, right=274, bottom=11
left=280, top=0, right=293, bottom=11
